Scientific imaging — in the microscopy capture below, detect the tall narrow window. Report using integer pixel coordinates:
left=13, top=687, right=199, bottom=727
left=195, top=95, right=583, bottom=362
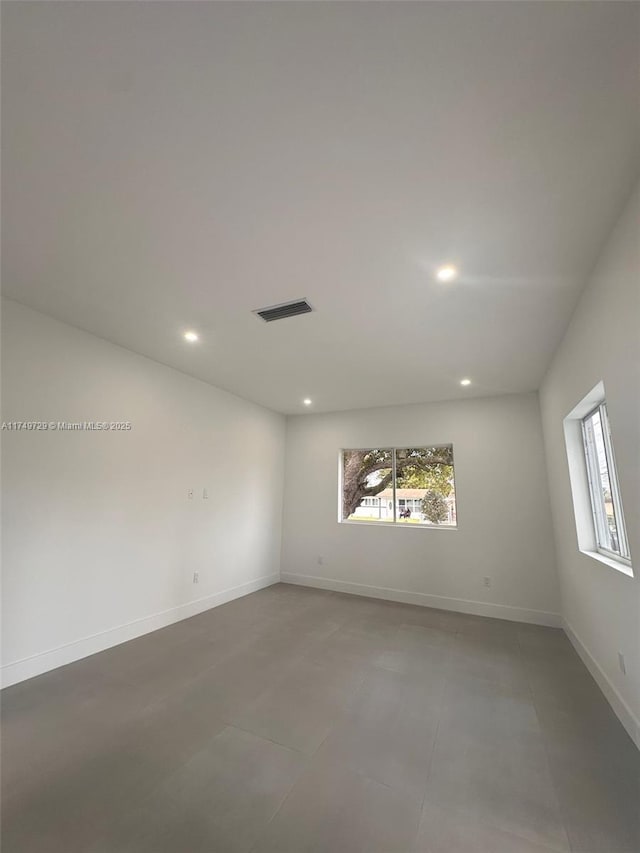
left=582, top=403, right=630, bottom=563
left=341, top=446, right=456, bottom=527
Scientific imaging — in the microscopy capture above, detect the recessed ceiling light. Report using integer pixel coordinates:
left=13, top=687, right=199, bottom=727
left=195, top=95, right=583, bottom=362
left=303, top=398, right=312, bottom=406
left=183, top=330, right=199, bottom=343
left=460, top=378, right=471, bottom=386
left=436, top=264, right=458, bottom=282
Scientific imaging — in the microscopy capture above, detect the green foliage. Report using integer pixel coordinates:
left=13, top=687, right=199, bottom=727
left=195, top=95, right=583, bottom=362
left=395, top=447, right=453, bottom=468
left=421, top=490, right=450, bottom=524
left=396, top=464, right=453, bottom=496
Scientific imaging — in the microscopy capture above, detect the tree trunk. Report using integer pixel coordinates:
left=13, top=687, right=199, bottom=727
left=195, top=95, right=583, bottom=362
left=342, top=451, right=365, bottom=519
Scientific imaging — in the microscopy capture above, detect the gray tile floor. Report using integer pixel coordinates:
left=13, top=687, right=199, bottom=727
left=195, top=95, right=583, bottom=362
left=2, top=583, right=638, bottom=852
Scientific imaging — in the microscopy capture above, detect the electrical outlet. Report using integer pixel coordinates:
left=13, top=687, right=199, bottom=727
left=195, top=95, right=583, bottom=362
left=193, top=571, right=199, bottom=584
left=187, top=489, right=194, bottom=500
left=483, top=576, right=491, bottom=588
left=618, top=652, right=626, bottom=675
left=203, top=488, right=209, bottom=499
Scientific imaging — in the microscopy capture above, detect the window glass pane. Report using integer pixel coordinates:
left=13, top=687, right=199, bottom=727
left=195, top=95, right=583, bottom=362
left=601, top=405, right=630, bottom=559
left=565, top=388, right=631, bottom=571
left=342, top=449, right=393, bottom=522
left=583, top=409, right=620, bottom=555
left=395, top=447, right=456, bottom=526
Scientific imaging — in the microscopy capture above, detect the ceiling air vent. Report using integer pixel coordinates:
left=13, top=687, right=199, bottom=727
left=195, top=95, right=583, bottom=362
left=254, top=299, right=313, bottom=322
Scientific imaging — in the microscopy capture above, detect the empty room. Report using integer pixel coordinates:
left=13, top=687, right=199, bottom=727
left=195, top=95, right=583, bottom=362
left=1, top=2, right=639, bottom=852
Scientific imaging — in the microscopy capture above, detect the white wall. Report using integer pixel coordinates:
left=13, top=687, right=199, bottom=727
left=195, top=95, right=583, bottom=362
left=281, top=392, right=561, bottom=625
left=539, top=183, right=640, bottom=746
left=1, top=300, right=285, bottom=686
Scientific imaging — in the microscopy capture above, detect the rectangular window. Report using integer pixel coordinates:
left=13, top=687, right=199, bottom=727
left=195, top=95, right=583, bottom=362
left=582, top=403, right=630, bottom=563
left=341, top=446, right=456, bottom=527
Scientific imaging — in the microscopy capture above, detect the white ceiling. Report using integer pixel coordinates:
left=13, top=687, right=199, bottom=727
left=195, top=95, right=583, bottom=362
left=3, top=1, right=639, bottom=414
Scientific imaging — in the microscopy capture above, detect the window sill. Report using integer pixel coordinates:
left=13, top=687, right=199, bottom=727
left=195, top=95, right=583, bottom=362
left=340, top=520, right=458, bottom=531
left=579, top=549, right=634, bottom=578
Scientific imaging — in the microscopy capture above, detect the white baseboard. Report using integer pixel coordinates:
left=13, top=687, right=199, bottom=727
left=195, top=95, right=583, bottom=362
left=563, top=619, right=640, bottom=750
left=280, top=572, right=562, bottom=628
left=1, top=573, right=279, bottom=689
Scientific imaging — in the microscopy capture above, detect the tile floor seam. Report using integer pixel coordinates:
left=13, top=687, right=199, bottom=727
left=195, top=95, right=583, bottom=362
left=417, top=794, right=573, bottom=853
left=245, top=758, right=311, bottom=853
left=75, top=720, right=232, bottom=852
left=412, top=641, right=450, bottom=851
left=516, top=630, right=575, bottom=853
left=225, top=723, right=310, bottom=756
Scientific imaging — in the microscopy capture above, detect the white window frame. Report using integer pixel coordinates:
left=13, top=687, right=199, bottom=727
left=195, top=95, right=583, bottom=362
left=581, top=402, right=631, bottom=565
left=563, top=382, right=633, bottom=577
